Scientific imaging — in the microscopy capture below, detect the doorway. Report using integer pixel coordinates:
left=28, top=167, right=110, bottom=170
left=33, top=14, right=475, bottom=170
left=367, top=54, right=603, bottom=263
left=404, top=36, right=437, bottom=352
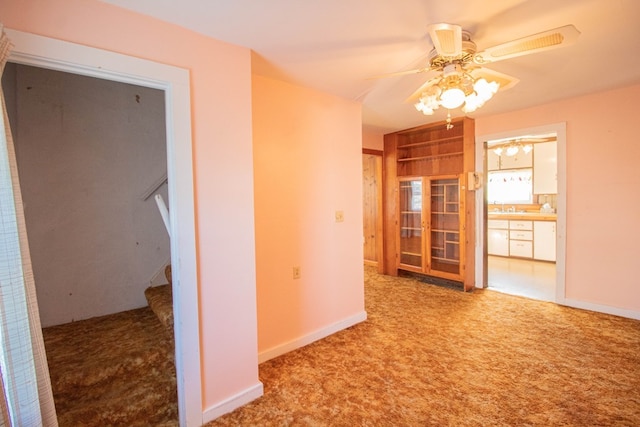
left=475, top=123, right=566, bottom=303
left=4, top=62, right=170, bottom=326
left=6, top=29, right=201, bottom=425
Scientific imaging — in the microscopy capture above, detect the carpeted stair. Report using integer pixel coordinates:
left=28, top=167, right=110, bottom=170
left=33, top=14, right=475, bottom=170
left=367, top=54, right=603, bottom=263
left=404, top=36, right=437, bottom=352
left=43, top=269, right=178, bottom=426
left=144, top=265, right=174, bottom=334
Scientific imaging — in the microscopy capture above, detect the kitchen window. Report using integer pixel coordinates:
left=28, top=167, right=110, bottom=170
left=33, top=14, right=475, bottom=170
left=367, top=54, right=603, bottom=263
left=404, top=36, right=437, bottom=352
left=487, top=169, right=533, bottom=204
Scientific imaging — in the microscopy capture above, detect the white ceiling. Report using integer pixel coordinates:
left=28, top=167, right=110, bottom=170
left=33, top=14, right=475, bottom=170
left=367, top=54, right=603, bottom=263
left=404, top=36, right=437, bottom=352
left=102, top=0, right=640, bottom=133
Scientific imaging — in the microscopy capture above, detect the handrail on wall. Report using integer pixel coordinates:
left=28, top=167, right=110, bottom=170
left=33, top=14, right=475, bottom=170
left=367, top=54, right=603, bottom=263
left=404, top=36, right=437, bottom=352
left=140, top=172, right=168, bottom=201
left=155, top=194, right=171, bottom=238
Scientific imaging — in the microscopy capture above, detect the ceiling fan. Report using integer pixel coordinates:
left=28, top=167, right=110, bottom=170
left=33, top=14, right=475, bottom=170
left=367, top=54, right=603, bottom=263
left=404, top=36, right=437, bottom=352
left=379, top=23, right=580, bottom=118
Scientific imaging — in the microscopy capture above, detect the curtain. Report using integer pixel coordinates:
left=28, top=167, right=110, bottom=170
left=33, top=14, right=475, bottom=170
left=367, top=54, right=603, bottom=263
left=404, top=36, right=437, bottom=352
left=0, top=25, right=58, bottom=426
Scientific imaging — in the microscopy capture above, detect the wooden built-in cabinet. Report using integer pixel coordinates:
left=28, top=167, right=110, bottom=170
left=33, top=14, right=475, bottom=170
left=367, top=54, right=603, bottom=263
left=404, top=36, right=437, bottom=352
left=383, top=117, right=475, bottom=291
left=398, top=176, right=465, bottom=281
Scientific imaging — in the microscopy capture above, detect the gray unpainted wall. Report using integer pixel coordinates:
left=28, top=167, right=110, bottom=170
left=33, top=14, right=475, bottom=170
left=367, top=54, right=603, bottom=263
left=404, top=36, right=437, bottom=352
left=2, top=63, right=170, bottom=327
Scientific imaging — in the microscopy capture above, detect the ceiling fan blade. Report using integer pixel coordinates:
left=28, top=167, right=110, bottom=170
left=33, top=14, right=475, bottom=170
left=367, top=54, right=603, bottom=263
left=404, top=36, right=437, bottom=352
left=473, top=24, right=580, bottom=64
left=469, top=67, right=520, bottom=91
left=405, top=75, right=441, bottom=104
left=428, top=23, right=462, bottom=57
left=367, top=66, right=433, bottom=80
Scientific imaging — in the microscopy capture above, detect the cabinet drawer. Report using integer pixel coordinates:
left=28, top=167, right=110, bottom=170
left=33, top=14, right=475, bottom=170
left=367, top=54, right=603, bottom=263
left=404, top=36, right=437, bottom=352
left=509, top=240, right=533, bottom=258
left=509, top=220, right=533, bottom=231
left=510, top=230, right=533, bottom=241
left=488, top=229, right=509, bottom=256
left=488, top=219, right=509, bottom=229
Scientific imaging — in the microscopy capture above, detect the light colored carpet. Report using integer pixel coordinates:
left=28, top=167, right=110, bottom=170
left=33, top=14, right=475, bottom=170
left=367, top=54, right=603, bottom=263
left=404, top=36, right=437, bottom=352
left=207, top=266, right=640, bottom=426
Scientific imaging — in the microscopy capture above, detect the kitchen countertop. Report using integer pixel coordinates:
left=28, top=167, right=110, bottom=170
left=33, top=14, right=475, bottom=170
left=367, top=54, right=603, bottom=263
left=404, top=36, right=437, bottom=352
left=488, top=212, right=557, bottom=221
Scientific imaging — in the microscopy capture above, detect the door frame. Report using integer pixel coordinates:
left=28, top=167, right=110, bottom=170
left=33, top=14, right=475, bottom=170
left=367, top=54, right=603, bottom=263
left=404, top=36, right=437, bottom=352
left=474, top=122, right=567, bottom=303
left=7, top=29, right=201, bottom=425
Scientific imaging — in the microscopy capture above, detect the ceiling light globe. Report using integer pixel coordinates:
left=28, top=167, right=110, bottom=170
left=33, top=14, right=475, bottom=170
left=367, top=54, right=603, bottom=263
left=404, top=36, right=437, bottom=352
left=462, top=93, right=483, bottom=113
left=475, top=78, right=500, bottom=101
left=440, top=88, right=466, bottom=109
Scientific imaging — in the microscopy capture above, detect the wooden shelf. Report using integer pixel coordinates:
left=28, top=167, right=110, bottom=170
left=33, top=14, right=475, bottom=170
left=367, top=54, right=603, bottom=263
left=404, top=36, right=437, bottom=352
left=397, top=136, right=463, bottom=149
left=431, top=257, right=459, bottom=264
left=397, top=151, right=464, bottom=162
left=400, top=251, right=422, bottom=257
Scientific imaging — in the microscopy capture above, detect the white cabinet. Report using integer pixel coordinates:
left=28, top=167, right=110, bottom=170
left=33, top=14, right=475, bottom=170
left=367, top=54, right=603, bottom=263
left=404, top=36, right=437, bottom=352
left=534, top=221, right=556, bottom=261
left=533, top=141, right=557, bottom=194
left=509, top=220, right=532, bottom=231
left=499, top=149, right=532, bottom=169
left=509, top=240, right=533, bottom=258
left=487, top=149, right=501, bottom=171
left=488, top=219, right=509, bottom=256
left=508, top=220, right=533, bottom=258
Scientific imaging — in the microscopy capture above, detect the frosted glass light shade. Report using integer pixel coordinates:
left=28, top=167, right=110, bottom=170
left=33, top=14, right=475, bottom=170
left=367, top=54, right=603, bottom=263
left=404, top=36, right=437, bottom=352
left=439, top=88, right=465, bottom=109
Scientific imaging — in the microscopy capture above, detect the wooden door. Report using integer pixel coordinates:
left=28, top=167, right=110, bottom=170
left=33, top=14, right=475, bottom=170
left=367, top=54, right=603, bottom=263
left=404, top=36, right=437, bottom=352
left=362, top=150, right=383, bottom=271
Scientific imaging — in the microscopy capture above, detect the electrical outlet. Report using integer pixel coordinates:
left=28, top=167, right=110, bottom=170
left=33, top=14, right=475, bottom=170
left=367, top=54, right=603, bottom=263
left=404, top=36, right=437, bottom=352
left=335, top=210, right=344, bottom=222
left=292, top=266, right=301, bottom=279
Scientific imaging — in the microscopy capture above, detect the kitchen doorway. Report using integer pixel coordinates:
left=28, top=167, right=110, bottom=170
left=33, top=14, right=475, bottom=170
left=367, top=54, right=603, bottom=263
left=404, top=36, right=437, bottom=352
left=476, top=123, right=566, bottom=303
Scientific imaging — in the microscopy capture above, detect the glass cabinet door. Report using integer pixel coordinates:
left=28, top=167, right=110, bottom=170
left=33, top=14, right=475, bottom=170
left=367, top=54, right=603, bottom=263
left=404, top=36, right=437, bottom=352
left=429, top=177, right=461, bottom=275
left=398, top=178, right=423, bottom=269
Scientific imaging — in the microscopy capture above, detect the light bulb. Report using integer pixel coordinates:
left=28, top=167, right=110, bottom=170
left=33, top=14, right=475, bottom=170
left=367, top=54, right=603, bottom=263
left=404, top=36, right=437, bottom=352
left=522, top=144, right=533, bottom=154
left=506, top=145, right=519, bottom=156
left=439, top=88, right=466, bottom=109
left=493, top=147, right=503, bottom=156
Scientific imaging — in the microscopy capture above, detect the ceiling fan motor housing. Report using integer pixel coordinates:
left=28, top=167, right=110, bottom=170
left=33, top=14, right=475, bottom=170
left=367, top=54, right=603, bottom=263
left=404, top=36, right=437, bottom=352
left=428, top=35, right=477, bottom=69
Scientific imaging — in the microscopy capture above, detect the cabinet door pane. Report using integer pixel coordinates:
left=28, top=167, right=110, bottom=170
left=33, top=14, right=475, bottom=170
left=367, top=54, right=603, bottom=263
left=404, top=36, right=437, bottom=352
left=430, top=178, right=460, bottom=275
left=399, top=179, right=423, bottom=268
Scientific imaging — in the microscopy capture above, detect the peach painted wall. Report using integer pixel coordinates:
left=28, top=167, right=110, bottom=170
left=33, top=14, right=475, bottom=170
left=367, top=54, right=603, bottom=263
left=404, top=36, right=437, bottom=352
left=477, top=84, right=640, bottom=314
left=1, top=0, right=260, bottom=415
left=362, top=129, right=384, bottom=151
left=252, top=75, right=366, bottom=358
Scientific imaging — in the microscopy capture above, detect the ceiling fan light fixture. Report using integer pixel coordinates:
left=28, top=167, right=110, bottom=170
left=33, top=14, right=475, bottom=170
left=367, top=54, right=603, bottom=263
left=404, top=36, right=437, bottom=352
left=413, top=65, right=501, bottom=117
left=440, top=87, right=466, bottom=109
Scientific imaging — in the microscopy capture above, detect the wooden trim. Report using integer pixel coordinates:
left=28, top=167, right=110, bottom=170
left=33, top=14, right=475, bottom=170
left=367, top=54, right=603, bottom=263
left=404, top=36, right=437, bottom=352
left=363, top=148, right=383, bottom=156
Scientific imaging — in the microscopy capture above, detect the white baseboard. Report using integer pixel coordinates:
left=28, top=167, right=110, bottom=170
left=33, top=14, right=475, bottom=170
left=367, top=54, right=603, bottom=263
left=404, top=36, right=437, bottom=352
left=202, top=381, right=264, bottom=424
left=561, top=298, right=640, bottom=320
left=258, top=311, right=368, bottom=364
